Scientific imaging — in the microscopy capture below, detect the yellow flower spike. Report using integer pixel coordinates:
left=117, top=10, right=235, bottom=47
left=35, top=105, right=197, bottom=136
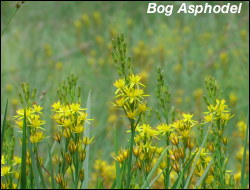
left=1, top=166, right=11, bottom=176
left=30, top=131, right=46, bottom=143
left=82, top=136, right=95, bottom=145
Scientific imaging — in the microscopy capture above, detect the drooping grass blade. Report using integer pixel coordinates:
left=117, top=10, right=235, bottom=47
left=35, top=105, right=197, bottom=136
left=1, top=99, right=8, bottom=156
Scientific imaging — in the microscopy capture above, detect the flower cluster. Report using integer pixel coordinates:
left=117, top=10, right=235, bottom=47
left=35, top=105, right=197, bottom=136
left=51, top=101, right=93, bottom=188
left=14, top=104, right=46, bottom=143
left=113, top=74, right=149, bottom=121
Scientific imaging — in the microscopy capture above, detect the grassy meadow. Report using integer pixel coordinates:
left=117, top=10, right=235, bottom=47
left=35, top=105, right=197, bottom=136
left=1, top=1, right=249, bottom=189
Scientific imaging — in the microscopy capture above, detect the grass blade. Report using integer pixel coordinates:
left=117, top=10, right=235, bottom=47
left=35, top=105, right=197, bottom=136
left=114, top=124, right=121, bottom=189
left=44, top=140, right=57, bottom=168
left=1, top=99, right=8, bottom=156
left=184, top=123, right=211, bottom=189
left=82, top=90, right=91, bottom=189
left=240, top=112, right=249, bottom=188
left=141, top=146, right=169, bottom=189
left=20, top=109, right=27, bottom=189
left=48, top=144, right=55, bottom=189
left=171, top=150, right=198, bottom=189
left=194, top=159, right=213, bottom=188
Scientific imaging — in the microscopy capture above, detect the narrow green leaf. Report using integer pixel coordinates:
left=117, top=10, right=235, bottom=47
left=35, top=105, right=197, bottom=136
left=48, top=144, right=55, bottom=189
left=171, top=151, right=197, bottom=189
left=241, top=113, right=249, bottom=188
left=82, top=90, right=91, bottom=189
left=172, top=169, right=184, bottom=189
left=184, top=123, right=211, bottom=189
left=194, top=159, right=213, bottom=188
left=114, top=124, right=121, bottom=189
left=44, top=140, right=57, bottom=168
left=141, top=146, right=169, bottom=189
left=1, top=99, right=8, bottom=156
left=20, top=109, right=27, bottom=189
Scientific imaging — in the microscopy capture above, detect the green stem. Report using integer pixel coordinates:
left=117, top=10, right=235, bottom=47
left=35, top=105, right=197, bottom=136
left=126, top=121, right=135, bottom=188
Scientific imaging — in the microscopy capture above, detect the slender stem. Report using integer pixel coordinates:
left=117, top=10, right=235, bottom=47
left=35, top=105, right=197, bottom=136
left=126, top=120, right=135, bottom=188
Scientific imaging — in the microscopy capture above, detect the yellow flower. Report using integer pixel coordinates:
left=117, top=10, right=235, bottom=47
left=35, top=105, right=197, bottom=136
left=73, top=125, right=84, bottom=134
left=13, top=156, right=21, bottom=166
left=51, top=101, right=61, bottom=111
left=126, top=110, right=138, bottom=119
left=229, top=92, right=237, bottom=105
left=114, top=97, right=126, bottom=107
left=29, top=115, right=45, bottom=129
left=204, top=113, right=214, bottom=123
left=74, top=20, right=82, bottom=29
left=129, top=74, right=145, bottom=88
left=1, top=166, right=11, bottom=176
left=1, top=155, right=6, bottom=164
left=30, top=131, right=46, bottom=143
left=114, top=79, right=125, bottom=93
left=70, top=103, right=85, bottom=113
left=82, top=137, right=94, bottom=145
left=182, top=113, right=196, bottom=124
left=33, top=104, right=43, bottom=113
left=137, top=124, right=159, bottom=139
left=138, top=103, right=148, bottom=113
left=81, top=14, right=90, bottom=25
left=156, top=123, right=173, bottom=135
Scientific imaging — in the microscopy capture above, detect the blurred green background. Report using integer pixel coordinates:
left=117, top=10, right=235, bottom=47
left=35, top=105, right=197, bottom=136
left=1, top=1, right=249, bottom=176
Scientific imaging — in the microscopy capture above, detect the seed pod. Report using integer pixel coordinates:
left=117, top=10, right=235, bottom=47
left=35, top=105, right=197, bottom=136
left=172, top=162, right=180, bottom=173
left=79, top=169, right=85, bottom=181
left=65, top=152, right=72, bottom=165
left=54, top=133, right=61, bottom=143
left=79, top=150, right=86, bottom=161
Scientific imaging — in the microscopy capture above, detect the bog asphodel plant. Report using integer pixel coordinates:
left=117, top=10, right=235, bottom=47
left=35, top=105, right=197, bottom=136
left=51, top=74, right=93, bottom=189
left=1, top=34, right=248, bottom=190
